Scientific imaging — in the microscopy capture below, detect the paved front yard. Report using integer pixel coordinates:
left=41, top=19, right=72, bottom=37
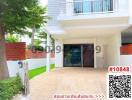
left=29, top=67, right=108, bottom=100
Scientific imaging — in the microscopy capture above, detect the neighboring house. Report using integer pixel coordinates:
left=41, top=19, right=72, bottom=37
left=46, top=0, right=132, bottom=69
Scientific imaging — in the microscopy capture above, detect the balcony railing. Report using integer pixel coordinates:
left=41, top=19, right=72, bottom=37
left=60, top=0, right=118, bottom=15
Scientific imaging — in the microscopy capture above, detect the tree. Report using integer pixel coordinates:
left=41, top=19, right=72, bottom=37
left=28, top=5, right=48, bottom=46
left=0, top=0, right=48, bottom=80
left=36, top=29, right=55, bottom=51
left=24, top=6, right=49, bottom=47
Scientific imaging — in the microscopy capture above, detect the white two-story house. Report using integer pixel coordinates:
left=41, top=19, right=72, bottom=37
left=46, top=0, right=132, bottom=70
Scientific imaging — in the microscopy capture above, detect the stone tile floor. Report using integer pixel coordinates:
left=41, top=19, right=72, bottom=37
left=29, top=67, right=108, bottom=100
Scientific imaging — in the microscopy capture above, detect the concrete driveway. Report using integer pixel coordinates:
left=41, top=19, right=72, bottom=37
left=29, top=67, right=108, bottom=100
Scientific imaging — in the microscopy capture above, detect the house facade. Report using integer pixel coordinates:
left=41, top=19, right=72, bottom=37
left=46, top=0, right=132, bottom=69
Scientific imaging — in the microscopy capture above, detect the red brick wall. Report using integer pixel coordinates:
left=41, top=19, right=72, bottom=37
left=5, top=42, right=54, bottom=60
left=26, top=50, right=55, bottom=59
left=120, top=44, right=132, bottom=55
left=6, top=42, right=26, bottom=60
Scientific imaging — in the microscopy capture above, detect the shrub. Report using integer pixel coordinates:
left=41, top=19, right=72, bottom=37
left=0, top=76, right=23, bottom=100
left=5, top=34, right=19, bottom=43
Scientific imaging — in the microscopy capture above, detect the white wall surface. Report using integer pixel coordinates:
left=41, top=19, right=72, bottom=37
left=107, top=33, right=121, bottom=66
left=63, top=38, right=95, bottom=44
left=27, top=58, right=54, bottom=70
left=92, top=37, right=120, bottom=68
left=120, top=55, right=132, bottom=73
left=96, top=38, right=108, bottom=68
left=7, top=61, right=19, bottom=77
left=118, top=0, right=129, bottom=13
left=48, top=0, right=130, bottom=26
left=7, top=58, right=55, bottom=77
left=48, top=0, right=63, bottom=26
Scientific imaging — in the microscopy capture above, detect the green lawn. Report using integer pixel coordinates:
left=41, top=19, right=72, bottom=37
left=28, top=64, right=55, bottom=80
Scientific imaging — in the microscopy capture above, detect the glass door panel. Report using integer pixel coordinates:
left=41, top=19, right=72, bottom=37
left=83, top=44, right=94, bottom=67
left=74, top=0, right=83, bottom=13
left=64, top=44, right=94, bottom=67
left=64, top=45, right=81, bottom=67
left=74, top=0, right=113, bottom=14
left=83, top=0, right=91, bottom=13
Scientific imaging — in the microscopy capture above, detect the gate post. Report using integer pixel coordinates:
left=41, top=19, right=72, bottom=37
left=18, top=61, right=29, bottom=96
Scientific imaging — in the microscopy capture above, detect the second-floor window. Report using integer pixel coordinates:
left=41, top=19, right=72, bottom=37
left=74, top=0, right=114, bottom=14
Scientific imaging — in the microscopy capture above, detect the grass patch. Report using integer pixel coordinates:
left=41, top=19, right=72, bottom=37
left=28, top=64, right=55, bottom=80
left=28, top=67, right=46, bottom=80
left=50, top=64, right=55, bottom=69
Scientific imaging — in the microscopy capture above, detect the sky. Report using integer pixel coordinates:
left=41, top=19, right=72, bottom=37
left=39, top=0, right=48, bottom=6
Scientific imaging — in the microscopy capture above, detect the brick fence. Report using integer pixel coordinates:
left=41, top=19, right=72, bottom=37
left=6, top=42, right=26, bottom=60
left=120, top=44, right=132, bottom=55
left=5, top=42, right=55, bottom=60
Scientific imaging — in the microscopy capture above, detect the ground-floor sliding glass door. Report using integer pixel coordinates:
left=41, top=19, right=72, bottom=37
left=63, top=44, right=94, bottom=67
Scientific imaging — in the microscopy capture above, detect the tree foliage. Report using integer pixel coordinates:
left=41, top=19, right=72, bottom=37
left=0, top=0, right=48, bottom=34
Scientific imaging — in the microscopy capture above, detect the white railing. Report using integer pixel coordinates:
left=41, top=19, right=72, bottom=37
left=59, top=0, right=118, bottom=16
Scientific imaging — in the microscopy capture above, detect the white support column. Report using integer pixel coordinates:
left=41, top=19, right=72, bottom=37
left=55, top=40, right=63, bottom=68
left=46, top=34, right=51, bottom=72
left=94, top=38, right=97, bottom=69
left=117, top=33, right=121, bottom=65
